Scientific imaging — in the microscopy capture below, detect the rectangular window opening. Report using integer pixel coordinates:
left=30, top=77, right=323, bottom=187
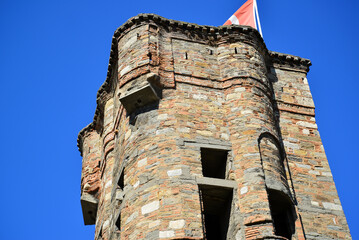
left=201, top=148, right=228, bottom=179
left=199, top=186, right=233, bottom=240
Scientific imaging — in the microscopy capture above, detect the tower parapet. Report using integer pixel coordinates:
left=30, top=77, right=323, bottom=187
left=78, top=14, right=351, bottom=240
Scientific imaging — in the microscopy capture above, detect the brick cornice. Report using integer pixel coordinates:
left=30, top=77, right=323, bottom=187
left=269, top=51, right=312, bottom=73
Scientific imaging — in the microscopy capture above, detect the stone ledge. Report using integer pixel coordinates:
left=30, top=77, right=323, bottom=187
left=119, top=74, right=161, bottom=114
left=81, top=192, right=98, bottom=225
left=178, top=137, right=232, bottom=150
left=196, top=176, right=237, bottom=189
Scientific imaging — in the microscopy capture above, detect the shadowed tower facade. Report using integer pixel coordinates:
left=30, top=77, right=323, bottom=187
left=77, top=14, right=351, bottom=240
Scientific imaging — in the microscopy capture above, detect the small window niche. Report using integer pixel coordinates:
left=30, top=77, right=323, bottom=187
left=201, top=148, right=228, bottom=179
left=116, top=170, right=125, bottom=203
left=199, top=185, right=233, bottom=240
left=97, top=227, right=103, bottom=240
left=267, top=189, right=295, bottom=240
left=118, top=171, right=124, bottom=190
left=114, top=211, right=121, bottom=235
left=114, top=171, right=123, bottom=237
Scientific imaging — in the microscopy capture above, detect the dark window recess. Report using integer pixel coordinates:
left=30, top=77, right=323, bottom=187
left=201, top=148, right=228, bottom=179
left=199, top=186, right=232, bottom=240
left=118, top=171, right=124, bottom=190
left=115, top=213, right=121, bottom=232
left=116, top=171, right=125, bottom=204
left=115, top=173, right=122, bottom=234
left=98, top=228, right=103, bottom=240
left=268, top=189, right=295, bottom=240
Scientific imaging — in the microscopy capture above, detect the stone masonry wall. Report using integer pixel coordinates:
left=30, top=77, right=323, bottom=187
left=78, top=14, right=351, bottom=240
left=270, top=66, right=350, bottom=239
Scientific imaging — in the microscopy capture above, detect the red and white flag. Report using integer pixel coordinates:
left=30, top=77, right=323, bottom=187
left=224, top=0, right=262, bottom=36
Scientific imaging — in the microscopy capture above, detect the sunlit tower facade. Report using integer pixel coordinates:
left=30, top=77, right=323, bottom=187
left=78, top=14, right=351, bottom=240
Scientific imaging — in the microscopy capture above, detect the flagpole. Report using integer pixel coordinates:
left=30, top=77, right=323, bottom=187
left=253, top=0, right=257, bottom=29
left=254, top=0, right=263, bottom=37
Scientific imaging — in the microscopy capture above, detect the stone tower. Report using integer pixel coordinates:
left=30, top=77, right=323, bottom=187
left=77, top=14, right=351, bottom=240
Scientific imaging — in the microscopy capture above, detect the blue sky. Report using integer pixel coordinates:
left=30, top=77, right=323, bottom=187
left=0, top=0, right=358, bottom=239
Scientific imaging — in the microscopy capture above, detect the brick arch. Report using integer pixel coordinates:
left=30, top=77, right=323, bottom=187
left=258, top=132, right=289, bottom=195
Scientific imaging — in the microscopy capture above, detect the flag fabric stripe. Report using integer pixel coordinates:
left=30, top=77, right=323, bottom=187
left=224, top=0, right=256, bottom=29
left=228, top=15, right=239, bottom=25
